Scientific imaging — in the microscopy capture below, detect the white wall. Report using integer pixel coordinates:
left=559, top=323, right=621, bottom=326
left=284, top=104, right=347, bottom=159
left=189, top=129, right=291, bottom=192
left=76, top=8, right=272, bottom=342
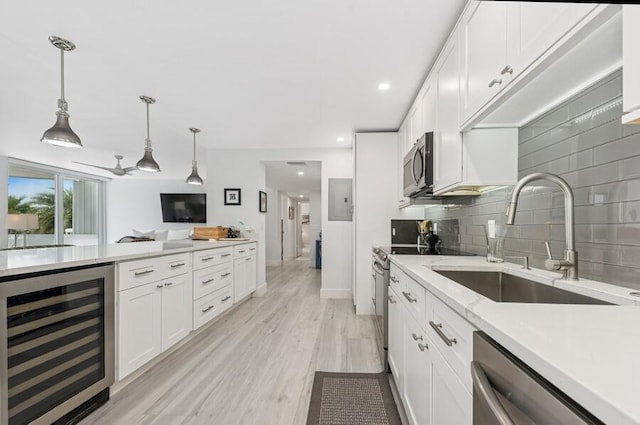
left=264, top=186, right=280, bottom=266
left=206, top=148, right=353, bottom=297
left=308, top=190, right=321, bottom=268
left=280, top=193, right=296, bottom=261
left=0, top=157, right=8, bottom=248
left=106, top=179, right=205, bottom=243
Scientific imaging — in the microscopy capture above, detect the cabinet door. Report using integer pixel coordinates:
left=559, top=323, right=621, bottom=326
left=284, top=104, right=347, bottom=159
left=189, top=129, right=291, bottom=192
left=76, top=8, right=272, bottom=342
left=388, top=289, right=405, bottom=393
left=507, top=2, right=596, bottom=79
left=624, top=5, right=640, bottom=116
left=431, top=345, right=472, bottom=425
left=421, top=78, right=436, bottom=133
left=161, top=274, right=192, bottom=352
left=233, top=258, right=247, bottom=302
left=460, top=1, right=508, bottom=122
left=409, top=102, right=422, bottom=146
left=245, top=254, right=257, bottom=293
left=404, top=320, right=432, bottom=425
left=117, top=282, right=162, bottom=379
left=435, top=35, right=463, bottom=193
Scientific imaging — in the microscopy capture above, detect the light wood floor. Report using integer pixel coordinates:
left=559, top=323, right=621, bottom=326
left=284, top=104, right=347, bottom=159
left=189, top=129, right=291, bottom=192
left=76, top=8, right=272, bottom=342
left=81, top=259, right=382, bottom=425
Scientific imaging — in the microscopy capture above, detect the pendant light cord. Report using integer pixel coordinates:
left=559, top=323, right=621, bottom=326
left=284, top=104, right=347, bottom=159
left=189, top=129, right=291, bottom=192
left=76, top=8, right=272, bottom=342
left=145, top=102, right=151, bottom=147
left=193, top=132, right=197, bottom=162
left=60, top=49, right=65, bottom=101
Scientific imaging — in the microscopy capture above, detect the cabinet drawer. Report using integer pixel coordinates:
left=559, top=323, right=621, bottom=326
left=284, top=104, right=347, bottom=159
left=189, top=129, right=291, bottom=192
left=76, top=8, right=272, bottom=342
left=389, top=263, right=406, bottom=295
left=193, top=285, right=233, bottom=330
left=233, top=243, right=255, bottom=258
left=397, top=269, right=427, bottom=328
left=159, top=253, right=191, bottom=277
left=193, top=262, right=233, bottom=300
left=118, top=257, right=162, bottom=291
left=427, top=292, right=475, bottom=392
left=193, top=247, right=233, bottom=269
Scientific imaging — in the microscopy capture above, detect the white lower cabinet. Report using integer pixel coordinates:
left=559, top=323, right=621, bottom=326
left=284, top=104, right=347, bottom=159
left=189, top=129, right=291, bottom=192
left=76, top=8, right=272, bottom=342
left=160, top=274, right=192, bottom=351
left=403, top=315, right=432, bottom=425
left=389, top=264, right=474, bottom=425
left=234, top=248, right=257, bottom=302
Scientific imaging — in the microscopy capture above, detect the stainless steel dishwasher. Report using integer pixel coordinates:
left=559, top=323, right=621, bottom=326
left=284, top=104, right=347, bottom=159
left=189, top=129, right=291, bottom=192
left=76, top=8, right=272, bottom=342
left=472, top=332, right=604, bottom=425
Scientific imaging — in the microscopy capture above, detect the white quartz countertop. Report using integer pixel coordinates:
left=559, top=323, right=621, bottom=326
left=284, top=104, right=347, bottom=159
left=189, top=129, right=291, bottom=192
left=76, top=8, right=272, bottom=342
left=389, top=255, right=640, bottom=425
left=0, top=240, right=256, bottom=278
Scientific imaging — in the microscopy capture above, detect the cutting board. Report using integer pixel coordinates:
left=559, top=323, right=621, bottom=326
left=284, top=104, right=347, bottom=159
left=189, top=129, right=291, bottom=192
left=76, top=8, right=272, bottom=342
left=213, top=237, right=250, bottom=241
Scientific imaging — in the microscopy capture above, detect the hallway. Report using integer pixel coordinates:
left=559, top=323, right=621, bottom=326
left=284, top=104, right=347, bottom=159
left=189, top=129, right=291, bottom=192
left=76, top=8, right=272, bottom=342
left=81, top=260, right=380, bottom=425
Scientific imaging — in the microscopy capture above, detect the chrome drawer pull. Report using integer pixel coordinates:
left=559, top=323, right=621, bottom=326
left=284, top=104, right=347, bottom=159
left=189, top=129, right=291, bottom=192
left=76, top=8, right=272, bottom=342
left=429, top=321, right=457, bottom=346
left=156, top=284, right=164, bottom=288
left=221, top=254, right=231, bottom=257
left=221, top=273, right=231, bottom=278
left=202, top=305, right=215, bottom=313
left=418, top=343, right=429, bottom=352
left=500, top=65, right=513, bottom=75
left=388, top=295, right=397, bottom=304
left=250, top=248, right=256, bottom=251
left=134, top=269, right=154, bottom=276
left=402, top=291, right=417, bottom=303
left=245, top=257, right=252, bottom=261
left=201, top=256, right=215, bottom=261
left=170, top=263, right=185, bottom=268
left=411, top=333, right=423, bottom=341
left=222, top=296, right=231, bottom=302
left=202, top=278, right=215, bottom=284
left=164, top=282, right=173, bottom=287
left=238, top=250, right=246, bottom=253
left=390, top=276, right=399, bottom=283
left=488, top=78, right=502, bottom=88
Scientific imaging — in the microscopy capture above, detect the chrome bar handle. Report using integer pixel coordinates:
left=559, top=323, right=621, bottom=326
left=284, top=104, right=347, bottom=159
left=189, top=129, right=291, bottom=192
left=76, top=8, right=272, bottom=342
left=221, top=273, right=231, bottom=277
left=202, top=278, right=215, bottom=284
left=170, top=263, right=185, bottom=268
left=221, top=254, right=232, bottom=257
left=402, top=291, right=417, bottom=303
left=390, top=276, right=399, bottom=283
left=411, top=333, right=423, bottom=341
left=388, top=295, right=397, bottom=304
left=156, top=283, right=164, bottom=288
left=134, top=269, right=154, bottom=276
left=429, top=321, right=457, bottom=346
left=418, top=343, right=429, bottom=352
left=201, top=256, right=214, bottom=261
left=488, top=78, right=502, bottom=88
left=202, top=305, right=214, bottom=313
left=222, top=296, right=231, bottom=302
left=500, top=65, right=513, bottom=75
left=164, top=282, right=173, bottom=287
left=471, top=362, right=515, bottom=425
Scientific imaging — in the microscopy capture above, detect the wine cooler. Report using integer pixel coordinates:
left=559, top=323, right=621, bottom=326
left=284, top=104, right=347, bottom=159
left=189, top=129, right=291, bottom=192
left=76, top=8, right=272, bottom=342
left=0, top=263, right=114, bottom=425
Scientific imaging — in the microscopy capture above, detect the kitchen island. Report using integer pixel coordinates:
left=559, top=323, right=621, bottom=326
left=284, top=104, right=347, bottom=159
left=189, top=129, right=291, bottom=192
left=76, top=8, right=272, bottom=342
left=389, top=254, right=640, bottom=425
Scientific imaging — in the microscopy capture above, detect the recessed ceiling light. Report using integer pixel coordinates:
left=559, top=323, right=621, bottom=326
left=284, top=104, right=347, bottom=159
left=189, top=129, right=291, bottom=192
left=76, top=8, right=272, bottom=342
left=299, top=194, right=304, bottom=198
left=298, top=171, right=304, bottom=176
left=337, top=137, right=345, bottom=142
left=378, top=82, right=390, bottom=91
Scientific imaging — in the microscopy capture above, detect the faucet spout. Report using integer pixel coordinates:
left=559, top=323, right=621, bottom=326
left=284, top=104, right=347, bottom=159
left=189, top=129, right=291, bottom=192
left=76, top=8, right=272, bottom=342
left=505, top=172, right=578, bottom=279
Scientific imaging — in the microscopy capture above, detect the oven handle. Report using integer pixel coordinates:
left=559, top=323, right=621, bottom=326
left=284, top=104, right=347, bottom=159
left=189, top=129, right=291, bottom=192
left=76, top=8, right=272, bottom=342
left=470, top=361, right=515, bottom=425
left=372, top=262, right=386, bottom=276
left=411, top=147, right=421, bottom=186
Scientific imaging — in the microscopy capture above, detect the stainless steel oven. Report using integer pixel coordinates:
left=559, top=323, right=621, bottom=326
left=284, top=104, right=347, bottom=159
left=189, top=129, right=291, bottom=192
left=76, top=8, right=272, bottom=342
left=372, top=247, right=389, bottom=371
left=403, top=132, right=434, bottom=197
left=472, top=332, right=603, bottom=425
left=0, top=263, right=115, bottom=425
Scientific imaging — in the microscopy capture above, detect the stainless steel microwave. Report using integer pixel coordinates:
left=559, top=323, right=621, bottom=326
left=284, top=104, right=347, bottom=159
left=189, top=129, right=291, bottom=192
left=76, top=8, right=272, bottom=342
left=403, top=132, right=434, bottom=197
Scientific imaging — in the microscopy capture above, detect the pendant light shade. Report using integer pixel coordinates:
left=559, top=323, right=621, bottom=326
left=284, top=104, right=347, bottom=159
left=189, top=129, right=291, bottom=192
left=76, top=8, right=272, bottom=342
left=186, top=128, right=204, bottom=185
left=136, top=95, right=161, bottom=172
left=41, top=36, right=82, bottom=148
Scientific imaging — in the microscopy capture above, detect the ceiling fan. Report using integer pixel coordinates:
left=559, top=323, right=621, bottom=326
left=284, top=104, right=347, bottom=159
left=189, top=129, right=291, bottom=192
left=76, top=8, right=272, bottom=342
left=73, top=155, right=138, bottom=176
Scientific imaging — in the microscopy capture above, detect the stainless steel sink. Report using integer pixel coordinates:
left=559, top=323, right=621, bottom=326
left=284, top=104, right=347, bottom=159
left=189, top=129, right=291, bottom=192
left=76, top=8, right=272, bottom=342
left=433, top=270, right=612, bottom=305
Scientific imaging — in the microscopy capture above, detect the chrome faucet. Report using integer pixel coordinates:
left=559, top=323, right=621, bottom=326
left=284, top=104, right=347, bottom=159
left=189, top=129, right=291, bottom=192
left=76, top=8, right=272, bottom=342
left=505, top=172, right=578, bottom=280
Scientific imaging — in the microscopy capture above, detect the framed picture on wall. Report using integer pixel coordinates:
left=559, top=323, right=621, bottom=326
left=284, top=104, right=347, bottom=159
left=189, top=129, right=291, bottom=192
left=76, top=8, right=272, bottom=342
left=259, top=191, right=267, bottom=213
left=288, top=206, right=294, bottom=220
left=224, top=188, right=241, bottom=205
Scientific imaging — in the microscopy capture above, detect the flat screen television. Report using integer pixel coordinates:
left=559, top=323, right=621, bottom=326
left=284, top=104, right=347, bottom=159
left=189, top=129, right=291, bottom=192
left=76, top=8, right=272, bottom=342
left=160, top=193, right=206, bottom=223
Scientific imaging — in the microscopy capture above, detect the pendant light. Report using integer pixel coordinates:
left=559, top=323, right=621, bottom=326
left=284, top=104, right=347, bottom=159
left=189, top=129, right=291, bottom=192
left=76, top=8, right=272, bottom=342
left=41, top=36, right=82, bottom=148
left=186, top=128, right=204, bottom=185
left=136, top=95, right=161, bottom=172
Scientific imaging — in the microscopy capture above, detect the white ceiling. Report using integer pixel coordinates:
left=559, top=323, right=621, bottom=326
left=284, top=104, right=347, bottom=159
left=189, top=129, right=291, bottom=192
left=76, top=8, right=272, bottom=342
left=265, top=161, right=321, bottom=201
left=0, top=0, right=465, bottom=178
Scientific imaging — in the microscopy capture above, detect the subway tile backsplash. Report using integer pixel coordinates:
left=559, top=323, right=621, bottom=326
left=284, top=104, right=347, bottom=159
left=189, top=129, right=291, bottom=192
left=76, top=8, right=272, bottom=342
left=428, top=70, right=640, bottom=290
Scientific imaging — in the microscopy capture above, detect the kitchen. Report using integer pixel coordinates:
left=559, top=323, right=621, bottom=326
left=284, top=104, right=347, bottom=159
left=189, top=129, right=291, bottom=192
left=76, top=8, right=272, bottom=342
left=2, top=1, right=640, bottom=425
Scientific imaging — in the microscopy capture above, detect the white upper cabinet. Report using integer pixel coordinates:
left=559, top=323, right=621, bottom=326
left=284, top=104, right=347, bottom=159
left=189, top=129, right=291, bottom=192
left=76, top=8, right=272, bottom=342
left=623, top=5, right=640, bottom=123
left=434, top=33, right=463, bottom=193
left=409, top=102, right=422, bottom=146
left=506, top=2, right=597, bottom=78
left=460, top=2, right=508, bottom=124
left=397, top=117, right=411, bottom=208
left=421, top=77, right=436, bottom=134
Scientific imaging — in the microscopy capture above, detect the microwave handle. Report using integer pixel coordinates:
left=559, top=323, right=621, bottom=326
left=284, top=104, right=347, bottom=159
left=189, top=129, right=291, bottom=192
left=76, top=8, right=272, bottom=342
left=471, top=361, right=515, bottom=425
left=411, top=148, right=421, bottom=186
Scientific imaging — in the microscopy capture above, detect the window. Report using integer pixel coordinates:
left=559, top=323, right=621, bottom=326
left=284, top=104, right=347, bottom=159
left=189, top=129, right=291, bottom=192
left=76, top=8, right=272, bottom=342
left=7, top=160, right=106, bottom=248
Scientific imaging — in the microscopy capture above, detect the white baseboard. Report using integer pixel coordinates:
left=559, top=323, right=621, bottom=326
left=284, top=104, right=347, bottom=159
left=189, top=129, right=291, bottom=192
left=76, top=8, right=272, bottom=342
left=253, top=282, right=268, bottom=297
left=320, top=288, right=353, bottom=299
left=266, top=260, right=282, bottom=267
